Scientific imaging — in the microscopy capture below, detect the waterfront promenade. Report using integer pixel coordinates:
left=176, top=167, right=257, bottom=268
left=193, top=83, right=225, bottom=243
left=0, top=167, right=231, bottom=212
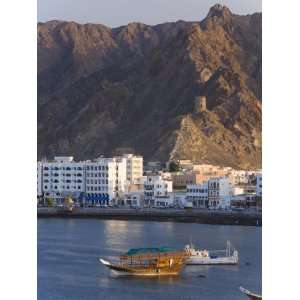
left=37, top=207, right=261, bottom=226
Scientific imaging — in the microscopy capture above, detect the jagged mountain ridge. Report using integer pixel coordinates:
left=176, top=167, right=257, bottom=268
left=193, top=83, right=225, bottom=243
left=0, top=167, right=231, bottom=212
left=38, top=4, right=262, bottom=169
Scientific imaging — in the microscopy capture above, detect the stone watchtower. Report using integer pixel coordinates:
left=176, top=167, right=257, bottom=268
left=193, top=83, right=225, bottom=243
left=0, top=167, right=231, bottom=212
left=194, top=96, right=206, bottom=113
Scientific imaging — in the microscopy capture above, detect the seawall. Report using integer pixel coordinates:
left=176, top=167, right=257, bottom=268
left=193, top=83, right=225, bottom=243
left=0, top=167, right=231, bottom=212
left=37, top=208, right=262, bottom=226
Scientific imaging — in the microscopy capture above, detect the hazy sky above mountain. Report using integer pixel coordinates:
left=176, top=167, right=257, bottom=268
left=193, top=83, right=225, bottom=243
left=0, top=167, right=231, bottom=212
left=38, top=0, right=261, bottom=27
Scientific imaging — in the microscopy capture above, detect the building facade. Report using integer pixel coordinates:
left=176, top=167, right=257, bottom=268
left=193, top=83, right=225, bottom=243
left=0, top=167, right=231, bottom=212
left=85, top=157, right=127, bottom=205
left=37, top=161, right=43, bottom=199
left=122, top=154, right=143, bottom=183
left=171, top=171, right=209, bottom=188
left=187, top=177, right=232, bottom=209
left=208, top=178, right=232, bottom=209
left=120, top=191, right=144, bottom=208
left=38, top=156, right=128, bottom=205
left=186, top=182, right=209, bottom=208
left=40, top=156, right=85, bottom=204
left=154, top=196, right=174, bottom=208
left=256, top=173, right=262, bottom=197
left=144, top=175, right=173, bottom=206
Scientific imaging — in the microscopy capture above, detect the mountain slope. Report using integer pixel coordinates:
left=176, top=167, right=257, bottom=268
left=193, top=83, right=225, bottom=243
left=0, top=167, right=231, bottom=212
left=38, top=4, right=262, bottom=169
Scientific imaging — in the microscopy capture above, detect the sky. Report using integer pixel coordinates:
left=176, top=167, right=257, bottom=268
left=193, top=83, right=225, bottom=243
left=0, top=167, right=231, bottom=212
left=37, top=0, right=261, bottom=27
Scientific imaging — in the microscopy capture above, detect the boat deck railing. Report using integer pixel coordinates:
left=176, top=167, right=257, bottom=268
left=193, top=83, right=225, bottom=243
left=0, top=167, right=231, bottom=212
left=120, top=251, right=188, bottom=261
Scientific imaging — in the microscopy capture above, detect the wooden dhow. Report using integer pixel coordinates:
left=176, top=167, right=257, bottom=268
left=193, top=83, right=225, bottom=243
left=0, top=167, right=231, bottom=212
left=100, top=247, right=188, bottom=276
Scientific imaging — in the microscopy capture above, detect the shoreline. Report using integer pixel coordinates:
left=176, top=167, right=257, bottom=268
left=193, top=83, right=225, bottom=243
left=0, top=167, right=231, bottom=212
left=37, top=208, right=262, bottom=226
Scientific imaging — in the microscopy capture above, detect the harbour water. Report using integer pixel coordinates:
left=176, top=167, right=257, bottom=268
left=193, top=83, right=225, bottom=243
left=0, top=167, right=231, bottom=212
left=38, top=219, right=261, bottom=300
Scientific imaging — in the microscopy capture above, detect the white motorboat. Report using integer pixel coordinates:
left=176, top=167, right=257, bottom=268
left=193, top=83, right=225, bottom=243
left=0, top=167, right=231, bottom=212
left=184, top=240, right=239, bottom=265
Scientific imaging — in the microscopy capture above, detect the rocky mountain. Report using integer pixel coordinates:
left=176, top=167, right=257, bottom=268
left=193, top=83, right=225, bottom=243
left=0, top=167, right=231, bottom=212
left=38, top=4, right=262, bottom=169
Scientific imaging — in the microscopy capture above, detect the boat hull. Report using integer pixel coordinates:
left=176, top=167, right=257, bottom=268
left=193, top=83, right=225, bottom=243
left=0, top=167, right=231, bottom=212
left=187, top=256, right=238, bottom=265
left=100, top=258, right=182, bottom=276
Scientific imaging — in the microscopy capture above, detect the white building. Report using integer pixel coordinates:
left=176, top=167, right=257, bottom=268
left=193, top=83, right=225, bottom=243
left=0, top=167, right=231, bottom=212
left=154, top=195, right=174, bottom=208
left=38, top=156, right=128, bottom=205
left=256, top=173, right=262, bottom=197
left=144, top=175, right=173, bottom=207
left=208, top=177, right=232, bottom=209
left=37, top=161, right=43, bottom=198
left=186, top=182, right=209, bottom=208
left=85, top=157, right=127, bottom=205
left=172, top=192, right=187, bottom=208
left=187, top=177, right=232, bottom=209
left=121, top=191, right=144, bottom=208
left=228, top=170, right=259, bottom=185
left=122, top=154, right=143, bottom=183
left=231, top=194, right=257, bottom=207
left=40, top=156, right=85, bottom=204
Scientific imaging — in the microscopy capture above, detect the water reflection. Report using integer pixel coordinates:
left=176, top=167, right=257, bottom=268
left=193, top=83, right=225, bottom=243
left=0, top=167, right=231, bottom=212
left=108, top=274, right=184, bottom=285
left=103, top=220, right=144, bottom=253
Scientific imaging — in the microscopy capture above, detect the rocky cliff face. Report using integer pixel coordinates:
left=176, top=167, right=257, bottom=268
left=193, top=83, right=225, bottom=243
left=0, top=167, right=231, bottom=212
left=38, top=4, right=262, bottom=169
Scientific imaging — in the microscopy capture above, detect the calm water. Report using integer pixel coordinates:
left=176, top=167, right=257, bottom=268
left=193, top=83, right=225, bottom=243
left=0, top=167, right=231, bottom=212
left=38, top=219, right=261, bottom=300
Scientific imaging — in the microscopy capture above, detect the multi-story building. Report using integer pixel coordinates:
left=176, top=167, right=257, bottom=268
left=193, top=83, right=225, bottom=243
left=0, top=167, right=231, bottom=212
left=122, top=154, right=143, bottom=183
left=186, top=182, right=209, bottom=208
left=40, top=156, right=85, bottom=204
left=144, top=175, right=173, bottom=206
left=187, top=177, right=232, bottom=209
left=38, top=156, right=128, bottom=205
left=256, top=173, right=262, bottom=197
left=154, top=195, right=174, bottom=208
left=171, top=171, right=206, bottom=188
left=144, top=161, right=162, bottom=173
left=37, top=161, right=43, bottom=201
left=120, top=191, right=144, bottom=208
left=85, top=157, right=127, bottom=205
left=231, top=184, right=257, bottom=208
left=228, top=170, right=259, bottom=185
left=231, top=194, right=257, bottom=208
left=208, top=178, right=232, bottom=209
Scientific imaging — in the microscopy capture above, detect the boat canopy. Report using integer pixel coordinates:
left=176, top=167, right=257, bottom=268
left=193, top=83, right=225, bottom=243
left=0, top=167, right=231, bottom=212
left=126, top=246, right=176, bottom=256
